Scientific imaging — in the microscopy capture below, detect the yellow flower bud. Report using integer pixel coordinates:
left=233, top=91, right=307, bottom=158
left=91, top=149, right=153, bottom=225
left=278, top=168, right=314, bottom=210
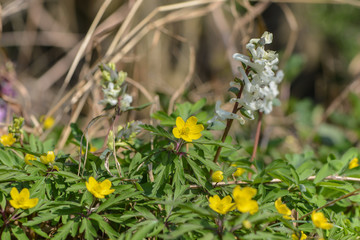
left=212, top=171, right=224, bottom=182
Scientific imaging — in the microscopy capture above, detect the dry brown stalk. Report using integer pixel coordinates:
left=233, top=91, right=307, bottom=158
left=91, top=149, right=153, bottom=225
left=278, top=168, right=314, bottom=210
left=189, top=175, right=360, bottom=189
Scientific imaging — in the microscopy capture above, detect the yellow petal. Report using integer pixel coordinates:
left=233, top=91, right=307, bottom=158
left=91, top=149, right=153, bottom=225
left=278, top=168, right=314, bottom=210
left=10, top=187, right=20, bottom=199
left=181, top=135, right=193, bottom=142
left=19, top=188, right=30, bottom=199
left=47, top=151, right=55, bottom=163
left=186, top=116, right=198, bottom=126
left=188, top=132, right=202, bottom=140
left=172, top=128, right=181, bottom=139
left=188, top=124, right=204, bottom=133
left=10, top=199, right=21, bottom=209
left=176, top=117, right=185, bottom=128
left=24, top=198, right=39, bottom=209
left=100, top=179, right=112, bottom=189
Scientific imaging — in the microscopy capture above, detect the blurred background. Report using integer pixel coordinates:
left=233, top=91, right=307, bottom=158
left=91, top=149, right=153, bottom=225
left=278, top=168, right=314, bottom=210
left=1, top=0, right=360, bottom=157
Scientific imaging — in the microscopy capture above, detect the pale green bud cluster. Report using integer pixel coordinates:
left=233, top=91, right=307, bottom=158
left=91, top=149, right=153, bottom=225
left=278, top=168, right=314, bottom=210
left=107, top=121, right=142, bottom=149
left=8, top=116, right=24, bottom=139
left=99, top=63, right=130, bottom=108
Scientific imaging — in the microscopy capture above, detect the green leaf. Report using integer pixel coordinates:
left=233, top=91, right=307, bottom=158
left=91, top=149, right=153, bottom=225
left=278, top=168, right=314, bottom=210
left=79, top=218, right=97, bottom=240
left=160, top=223, right=203, bottom=239
left=70, top=123, right=87, bottom=146
left=126, top=102, right=152, bottom=111
left=31, top=225, right=49, bottom=238
left=66, top=182, right=86, bottom=192
left=134, top=206, right=157, bottom=220
left=190, top=98, right=206, bottom=114
left=1, top=226, right=11, bottom=240
left=51, top=171, right=82, bottom=183
left=228, top=87, right=240, bottom=96
left=11, top=226, right=29, bottom=240
left=52, top=220, right=74, bottom=240
left=23, top=212, right=58, bottom=226
left=130, top=220, right=158, bottom=240
left=151, top=111, right=175, bottom=126
left=0, top=193, right=6, bottom=210
left=128, top=152, right=142, bottom=176
left=96, top=190, right=140, bottom=213
left=140, top=124, right=173, bottom=140
left=89, top=213, right=120, bottom=239
left=193, top=139, right=237, bottom=150
left=186, top=158, right=207, bottom=187
left=314, top=163, right=332, bottom=184
left=151, top=163, right=171, bottom=196
left=70, top=220, right=80, bottom=237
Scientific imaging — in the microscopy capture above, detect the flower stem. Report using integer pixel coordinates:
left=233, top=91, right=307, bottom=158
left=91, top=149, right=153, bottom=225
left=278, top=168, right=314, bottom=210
left=250, top=111, right=263, bottom=163
left=0, top=209, right=19, bottom=236
left=248, top=111, right=263, bottom=179
left=213, top=84, right=244, bottom=164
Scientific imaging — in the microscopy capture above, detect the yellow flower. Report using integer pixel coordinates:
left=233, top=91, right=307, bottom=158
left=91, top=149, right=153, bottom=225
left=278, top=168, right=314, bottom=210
left=292, top=231, right=307, bottom=240
left=43, top=116, right=55, bottom=129
left=234, top=168, right=245, bottom=177
left=212, top=171, right=224, bottom=182
left=40, top=151, right=55, bottom=164
left=208, top=195, right=235, bottom=214
left=349, top=157, right=359, bottom=169
left=242, top=220, right=252, bottom=229
left=172, top=116, right=204, bottom=142
left=86, top=176, right=115, bottom=199
left=311, top=211, right=333, bottom=230
left=9, top=187, right=38, bottom=209
left=24, top=154, right=37, bottom=165
left=275, top=197, right=292, bottom=219
left=0, top=133, right=16, bottom=146
left=233, top=186, right=258, bottom=215
left=82, top=145, right=97, bottom=154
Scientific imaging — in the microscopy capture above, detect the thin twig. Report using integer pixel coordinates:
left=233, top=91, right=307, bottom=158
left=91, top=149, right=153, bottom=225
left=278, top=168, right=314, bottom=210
left=213, top=84, right=244, bottom=164
left=299, top=186, right=360, bottom=220
left=189, top=175, right=360, bottom=189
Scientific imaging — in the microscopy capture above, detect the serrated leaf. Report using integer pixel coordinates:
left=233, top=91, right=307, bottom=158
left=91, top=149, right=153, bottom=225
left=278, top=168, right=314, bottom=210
left=51, top=171, right=82, bottom=182
left=79, top=218, right=96, bottom=240
left=89, top=213, right=120, bottom=239
left=134, top=206, right=157, bottom=220
left=23, top=212, right=58, bottom=226
left=96, top=190, right=140, bottom=213
left=151, top=111, right=175, bottom=126
left=11, top=226, right=29, bottom=240
left=52, top=220, right=74, bottom=240
left=31, top=225, right=49, bottom=238
left=130, top=220, right=158, bottom=240
left=1, top=226, right=11, bottom=240
left=140, top=124, right=173, bottom=140
left=128, top=152, right=142, bottom=176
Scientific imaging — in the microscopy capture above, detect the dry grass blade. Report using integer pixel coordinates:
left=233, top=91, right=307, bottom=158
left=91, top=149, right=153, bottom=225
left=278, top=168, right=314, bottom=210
left=249, top=0, right=360, bottom=7
left=106, top=0, right=144, bottom=55
left=50, top=0, right=114, bottom=109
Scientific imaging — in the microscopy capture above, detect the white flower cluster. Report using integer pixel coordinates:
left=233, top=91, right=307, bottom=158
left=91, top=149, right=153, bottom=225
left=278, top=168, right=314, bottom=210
left=208, top=100, right=245, bottom=126
left=232, top=31, right=283, bottom=115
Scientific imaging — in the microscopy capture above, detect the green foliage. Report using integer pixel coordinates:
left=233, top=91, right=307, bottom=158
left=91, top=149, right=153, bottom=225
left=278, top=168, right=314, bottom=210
left=0, top=97, right=360, bottom=239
